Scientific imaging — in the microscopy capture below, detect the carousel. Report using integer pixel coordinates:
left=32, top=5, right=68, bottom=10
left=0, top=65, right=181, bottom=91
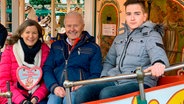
left=1, top=0, right=184, bottom=104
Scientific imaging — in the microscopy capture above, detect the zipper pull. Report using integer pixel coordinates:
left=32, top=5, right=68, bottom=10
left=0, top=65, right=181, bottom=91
left=64, top=60, right=68, bottom=80
left=78, top=48, right=80, bottom=55
left=69, top=50, right=71, bottom=55
left=65, top=60, right=68, bottom=66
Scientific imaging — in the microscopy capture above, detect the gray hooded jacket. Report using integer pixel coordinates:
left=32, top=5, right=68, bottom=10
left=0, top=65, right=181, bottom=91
left=101, top=21, right=169, bottom=87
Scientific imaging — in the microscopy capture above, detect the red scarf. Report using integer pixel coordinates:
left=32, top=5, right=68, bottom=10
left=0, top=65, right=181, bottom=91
left=68, top=38, right=81, bottom=51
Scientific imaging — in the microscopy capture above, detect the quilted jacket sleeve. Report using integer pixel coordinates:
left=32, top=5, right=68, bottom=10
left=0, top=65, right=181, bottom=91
left=0, top=46, right=26, bottom=103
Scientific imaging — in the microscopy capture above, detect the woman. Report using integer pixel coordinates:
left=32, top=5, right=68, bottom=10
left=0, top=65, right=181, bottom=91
left=0, top=19, right=50, bottom=104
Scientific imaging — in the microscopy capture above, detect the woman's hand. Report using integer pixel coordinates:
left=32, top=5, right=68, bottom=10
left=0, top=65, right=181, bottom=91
left=31, top=97, right=38, bottom=104
left=22, top=100, right=33, bottom=104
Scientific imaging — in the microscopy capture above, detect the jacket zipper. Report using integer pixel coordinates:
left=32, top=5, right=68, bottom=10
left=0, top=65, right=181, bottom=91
left=59, top=48, right=67, bottom=85
left=118, top=30, right=134, bottom=73
left=59, top=41, right=83, bottom=85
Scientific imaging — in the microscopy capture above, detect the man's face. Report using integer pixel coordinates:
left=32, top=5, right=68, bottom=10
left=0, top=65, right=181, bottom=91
left=64, top=15, right=84, bottom=40
left=125, top=4, right=147, bottom=31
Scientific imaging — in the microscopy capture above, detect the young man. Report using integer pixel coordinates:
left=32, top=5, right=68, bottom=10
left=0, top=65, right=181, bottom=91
left=74, top=0, right=169, bottom=103
left=42, top=11, right=102, bottom=104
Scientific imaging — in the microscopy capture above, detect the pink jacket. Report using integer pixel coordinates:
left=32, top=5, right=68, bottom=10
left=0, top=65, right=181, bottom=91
left=0, top=43, right=50, bottom=104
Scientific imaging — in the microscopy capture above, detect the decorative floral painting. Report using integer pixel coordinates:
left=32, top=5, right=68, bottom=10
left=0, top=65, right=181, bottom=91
left=97, top=0, right=121, bottom=59
left=150, top=0, right=184, bottom=75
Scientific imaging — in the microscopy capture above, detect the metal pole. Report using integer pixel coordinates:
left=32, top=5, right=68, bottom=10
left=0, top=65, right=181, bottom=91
left=136, top=67, right=146, bottom=101
left=19, top=0, right=25, bottom=25
left=6, top=81, right=12, bottom=104
left=0, top=81, right=12, bottom=104
left=65, top=80, right=72, bottom=104
left=67, top=0, right=71, bottom=13
left=64, top=73, right=138, bottom=88
left=64, top=69, right=72, bottom=104
left=51, top=0, right=56, bottom=38
left=12, top=0, right=19, bottom=32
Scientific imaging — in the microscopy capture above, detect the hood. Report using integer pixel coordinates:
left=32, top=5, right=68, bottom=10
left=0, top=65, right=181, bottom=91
left=81, top=31, right=95, bottom=43
left=140, top=21, right=164, bottom=37
left=121, top=21, right=164, bottom=37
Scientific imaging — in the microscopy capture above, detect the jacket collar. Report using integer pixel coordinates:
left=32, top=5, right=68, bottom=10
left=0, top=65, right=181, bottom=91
left=13, top=40, right=41, bottom=67
left=60, top=31, right=95, bottom=43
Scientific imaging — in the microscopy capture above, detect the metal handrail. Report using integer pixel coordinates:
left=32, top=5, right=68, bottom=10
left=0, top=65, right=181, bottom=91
left=64, top=63, right=184, bottom=104
left=0, top=81, right=12, bottom=104
left=0, top=91, right=12, bottom=98
left=64, top=63, right=184, bottom=87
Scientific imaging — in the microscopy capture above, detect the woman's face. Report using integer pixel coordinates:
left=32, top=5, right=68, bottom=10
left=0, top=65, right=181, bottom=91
left=125, top=4, right=147, bottom=31
left=21, top=26, right=39, bottom=47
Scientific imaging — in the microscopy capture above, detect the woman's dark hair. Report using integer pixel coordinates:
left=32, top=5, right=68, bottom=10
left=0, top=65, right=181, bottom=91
left=124, top=0, right=147, bottom=13
left=7, top=19, right=44, bottom=45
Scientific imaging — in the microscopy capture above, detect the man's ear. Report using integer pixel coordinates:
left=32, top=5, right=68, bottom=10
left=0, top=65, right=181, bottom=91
left=143, top=13, right=148, bottom=21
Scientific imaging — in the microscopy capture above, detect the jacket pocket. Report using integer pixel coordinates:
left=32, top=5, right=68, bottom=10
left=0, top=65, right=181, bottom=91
left=78, top=47, right=94, bottom=55
left=114, top=40, right=126, bottom=57
left=126, top=38, right=145, bottom=57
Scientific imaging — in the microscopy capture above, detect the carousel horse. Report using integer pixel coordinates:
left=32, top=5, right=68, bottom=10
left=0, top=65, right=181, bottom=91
left=25, top=5, right=38, bottom=22
left=39, top=15, right=52, bottom=43
left=39, top=15, right=66, bottom=44
left=39, top=15, right=52, bottom=29
left=73, top=6, right=83, bottom=16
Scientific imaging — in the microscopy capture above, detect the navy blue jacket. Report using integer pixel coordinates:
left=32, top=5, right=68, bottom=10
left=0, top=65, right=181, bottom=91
left=43, top=31, right=102, bottom=93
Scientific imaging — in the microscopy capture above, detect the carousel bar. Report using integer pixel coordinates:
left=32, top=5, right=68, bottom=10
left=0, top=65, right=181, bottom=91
left=64, top=62, right=184, bottom=88
left=0, top=81, right=12, bottom=104
left=64, top=63, right=184, bottom=104
left=0, top=92, right=12, bottom=99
